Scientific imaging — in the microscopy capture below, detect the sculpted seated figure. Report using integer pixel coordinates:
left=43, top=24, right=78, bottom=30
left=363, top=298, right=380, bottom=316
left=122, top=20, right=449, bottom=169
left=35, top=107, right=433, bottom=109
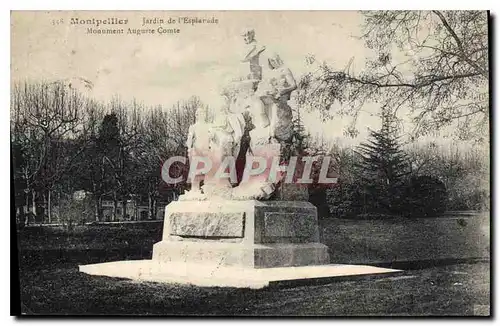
left=256, top=53, right=297, bottom=144
left=201, top=101, right=246, bottom=199
left=225, top=79, right=273, bottom=148
left=227, top=80, right=280, bottom=200
left=230, top=53, right=298, bottom=200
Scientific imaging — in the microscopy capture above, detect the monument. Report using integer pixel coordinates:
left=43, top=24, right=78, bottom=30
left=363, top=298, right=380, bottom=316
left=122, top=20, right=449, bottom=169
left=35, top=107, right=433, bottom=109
left=79, top=30, right=400, bottom=288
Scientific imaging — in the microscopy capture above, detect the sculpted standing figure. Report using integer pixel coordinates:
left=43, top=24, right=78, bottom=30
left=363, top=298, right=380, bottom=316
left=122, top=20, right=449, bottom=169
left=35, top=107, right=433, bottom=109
left=184, top=107, right=211, bottom=198
left=241, top=29, right=266, bottom=81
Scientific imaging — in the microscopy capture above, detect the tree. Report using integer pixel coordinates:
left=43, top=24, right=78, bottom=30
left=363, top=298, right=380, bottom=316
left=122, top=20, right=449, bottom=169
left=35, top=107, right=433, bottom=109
left=68, top=99, right=106, bottom=221
left=130, top=98, right=202, bottom=219
left=355, top=108, right=410, bottom=213
left=407, top=141, right=489, bottom=211
left=289, top=104, right=310, bottom=157
left=96, top=112, right=122, bottom=221
left=297, top=10, right=488, bottom=141
left=11, top=81, right=88, bottom=223
left=12, top=141, right=28, bottom=225
left=132, top=106, right=170, bottom=220
left=308, top=139, right=357, bottom=218
left=164, top=97, right=199, bottom=193
left=112, top=99, right=143, bottom=221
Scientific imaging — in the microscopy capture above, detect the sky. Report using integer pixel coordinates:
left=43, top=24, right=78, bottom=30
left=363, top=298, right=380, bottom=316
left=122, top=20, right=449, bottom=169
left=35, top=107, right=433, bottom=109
left=10, top=10, right=482, bottom=148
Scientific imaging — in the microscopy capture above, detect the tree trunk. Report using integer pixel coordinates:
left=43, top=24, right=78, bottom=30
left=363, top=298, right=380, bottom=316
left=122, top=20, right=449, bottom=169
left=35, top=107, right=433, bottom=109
left=153, top=198, right=157, bottom=220
left=42, top=192, right=47, bottom=224
left=57, top=191, right=61, bottom=224
left=95, top=196, right=102, bottom=222
left=122, top=199, right=127, bottom=221
left=24, top=191, right=30, bottom=226
left=133, top=199, right=138, bottom=221
left=112, top=194, right=118, bottom=221
left=148, top=194, right=153, bottom=220
left=31, top=190, right=36, bottom=216
left=47, top=190, right=52, bottom=224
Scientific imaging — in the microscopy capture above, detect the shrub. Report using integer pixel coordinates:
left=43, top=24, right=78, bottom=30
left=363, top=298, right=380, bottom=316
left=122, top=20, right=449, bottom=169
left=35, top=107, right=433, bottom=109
left=326, top=176, right=448, bottom=219
left=309, top=187, right=330, bottom=219
left=58, top=195, right=94, bottom=231
left=407, top=142, right=489, bottom=212
left=402, top=175, right=447, bottom=217
left=326, top=182, right=363, bottom=218
left=446, top=173, right=489, bottom=211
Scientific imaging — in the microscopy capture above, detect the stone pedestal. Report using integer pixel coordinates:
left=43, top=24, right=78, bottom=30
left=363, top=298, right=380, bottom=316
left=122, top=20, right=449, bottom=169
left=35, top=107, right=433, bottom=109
left=80, top=200, right=401, bottom=288
left=152, top=200, right=329, bottom=268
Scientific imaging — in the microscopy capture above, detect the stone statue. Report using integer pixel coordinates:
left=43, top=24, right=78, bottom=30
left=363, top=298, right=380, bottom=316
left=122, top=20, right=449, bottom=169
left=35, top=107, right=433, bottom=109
left=226, top=79, right=277, bottom=200
left=231, top=53, right=298, bottom=200
left=180, top=43, right=297, bottom=201
left=182, top=107, right=211, bottom=200
left=241, top=29, right=266, bottom=81
left=201, top=103, right=246, bottom=199
left=208, top=105, right=243, bottom=158
left=225, top=79, right=272, bottom=148
left=83, top=28, right=355, bottom=288
left=186, top=106, right=210, bottom=153
left=256, top=53, right=297, bottom=143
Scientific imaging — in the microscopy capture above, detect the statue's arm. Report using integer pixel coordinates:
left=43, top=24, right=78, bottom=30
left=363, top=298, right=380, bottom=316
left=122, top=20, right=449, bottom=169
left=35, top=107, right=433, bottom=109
left=242, top=44, right=266, bottom=62
left=228, top=114, right=245, bottom=143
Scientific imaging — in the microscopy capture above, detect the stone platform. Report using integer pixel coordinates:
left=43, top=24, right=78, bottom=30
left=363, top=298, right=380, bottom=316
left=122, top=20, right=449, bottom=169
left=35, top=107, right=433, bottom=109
left=79, top=260, right=401, bottom=289
left=79, top=200, right=402, bottom=288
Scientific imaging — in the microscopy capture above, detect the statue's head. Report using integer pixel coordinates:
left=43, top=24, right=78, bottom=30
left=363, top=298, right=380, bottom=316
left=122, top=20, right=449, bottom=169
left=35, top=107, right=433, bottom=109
left=268, top=53, right=284, bottom=69
left=221, top=84, right=236, bottom=101
left=195, top=106, right=207, bottom=122
left=241, top=29, right=255, bottom=45
left=213, top=105, right=230, bottom=129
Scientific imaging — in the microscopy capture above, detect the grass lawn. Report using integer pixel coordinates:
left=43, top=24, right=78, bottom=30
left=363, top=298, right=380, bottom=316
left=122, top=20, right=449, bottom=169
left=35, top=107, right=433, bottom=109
left=15, top=217, right=491, bottom=316
left=18, top=262, right=490, bottom=316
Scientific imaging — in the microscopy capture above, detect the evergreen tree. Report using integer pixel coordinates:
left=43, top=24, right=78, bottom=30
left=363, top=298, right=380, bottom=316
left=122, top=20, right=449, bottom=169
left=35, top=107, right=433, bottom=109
left=290, top=106, right=309, bottom=154
left=355, top=107, right=410, bottom=214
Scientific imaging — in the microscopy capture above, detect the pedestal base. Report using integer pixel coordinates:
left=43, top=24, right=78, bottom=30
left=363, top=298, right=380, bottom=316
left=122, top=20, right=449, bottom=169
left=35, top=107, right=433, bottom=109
left=153, top=241, right=329, bottom=268
left=79, top=260, right=401, bottom=289
left=79, top=199, right=404, bottom=288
